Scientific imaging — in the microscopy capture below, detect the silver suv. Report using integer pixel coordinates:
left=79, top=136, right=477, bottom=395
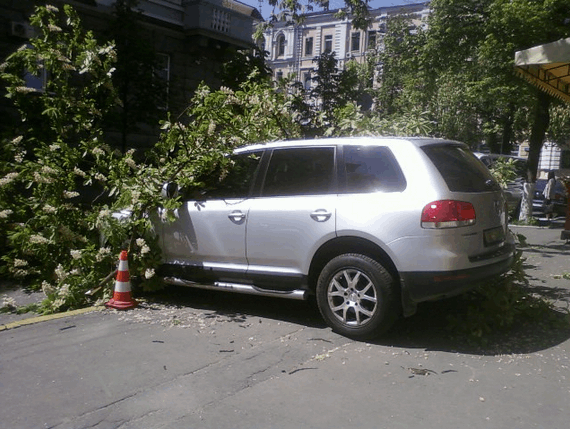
left=158, top=137, right=515, bottom=339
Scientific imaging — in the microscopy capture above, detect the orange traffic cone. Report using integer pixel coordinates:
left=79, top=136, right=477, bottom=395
left=105, top=250, right=138, bottom=310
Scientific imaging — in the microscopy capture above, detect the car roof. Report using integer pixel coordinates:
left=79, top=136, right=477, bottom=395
left=235, top=136, right=465, bottom=154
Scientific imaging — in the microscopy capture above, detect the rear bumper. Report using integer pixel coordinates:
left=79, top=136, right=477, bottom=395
left=400, top=241, right=516, bottom=309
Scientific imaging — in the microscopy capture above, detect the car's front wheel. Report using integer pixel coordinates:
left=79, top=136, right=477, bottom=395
left=316, top=254, right=399, bottom=339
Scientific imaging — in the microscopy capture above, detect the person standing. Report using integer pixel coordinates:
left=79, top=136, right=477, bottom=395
left=543, top=171, right=556, bottom=220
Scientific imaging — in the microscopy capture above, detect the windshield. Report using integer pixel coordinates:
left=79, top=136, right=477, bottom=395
left=423, top=145, right=500, bottom=193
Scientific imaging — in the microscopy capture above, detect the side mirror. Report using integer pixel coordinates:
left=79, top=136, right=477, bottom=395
left=161, top=182, right=179, bottom=199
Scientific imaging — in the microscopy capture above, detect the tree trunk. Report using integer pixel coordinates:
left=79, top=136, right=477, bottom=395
left=519, top=91, right=551, bottom=222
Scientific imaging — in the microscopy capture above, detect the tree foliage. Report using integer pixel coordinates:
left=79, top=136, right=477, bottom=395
left=0, top=4, right=126, bottom=311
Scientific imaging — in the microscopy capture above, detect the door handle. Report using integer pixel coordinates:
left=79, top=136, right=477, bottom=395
left=310, top=209, right=332, bottom=222
left=228, top=210, right=246, bottom=223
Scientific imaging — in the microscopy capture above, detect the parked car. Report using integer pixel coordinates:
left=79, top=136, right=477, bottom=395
left=533, top=178, right=568, bottom=218
left=473, top=152, right=527, bottom=215
left=154, top=137, right=515, bottom=339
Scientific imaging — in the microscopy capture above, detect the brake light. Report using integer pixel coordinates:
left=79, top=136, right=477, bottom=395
left=421, top=200, right=476, bottom=229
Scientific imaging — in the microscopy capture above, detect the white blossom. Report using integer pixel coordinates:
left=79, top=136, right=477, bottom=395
left=13, top=269, right=28, bottom=278
left=14, top=86, right=37, bottom=94
left=125, top=158, right=137, bottom=169
left=63, top=190, right=79, bottom=199
left=41, top=165, right=58, bottom=175
left=11, top=136, right=23, bottom=145
left=73, top=167, right=87, bottom=177
left=144, top=268, right=155, bottom=279
left=0, top=172, right=18, bottom=186
left=196, top=87, right=210, bottom=98
left=136, top=238, right=146, bottom=247
left=13, top=259, right=28, bottom=267
left=94, top=172, right=107, bottom=182
left=141, top=244, right=150, bottom=255
left=58, top=283, right=71, bottom=297
left=98, top=209, right=111, bottom=218
left=92, top=147, right=105, bottom=156
left=45, top=5, right=59, bottom=12
left=0, top=209, right=13, bottom=218
left=33, top=171, right=54, bottom=184
left=52, top=297, right=65, bottom=310
left=42, top=281, right=55, bottom=296
left=98, top=45, right=114, bottom=55
left=42, top=205, right=57, bottom=214
left=49, top=144, right=60, bottom=151
left=30, top=234, right=50, bottom=244
left=207, top=121, right=216, bottom=135
left=70, top=249, right=82, bottom=260
left=95, top=247, right=111, bottom=262
left=55, top=264, right=66, bottom=281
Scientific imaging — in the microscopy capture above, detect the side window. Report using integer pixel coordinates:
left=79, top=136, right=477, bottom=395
left=262, top=147, right=335, bottom=197
left=199, top=151, right=262, bottom=199
left=343, top=146, right=406, bottom=193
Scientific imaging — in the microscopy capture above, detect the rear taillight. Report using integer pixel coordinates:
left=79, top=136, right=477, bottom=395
left=421, top=200, right=476, bottom=229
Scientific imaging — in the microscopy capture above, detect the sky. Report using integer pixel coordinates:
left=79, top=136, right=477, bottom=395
left=239, top=0, right=418, bottom=20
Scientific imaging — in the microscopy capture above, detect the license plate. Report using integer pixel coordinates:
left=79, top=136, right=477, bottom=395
left=484, top=226, right=505, bottom=246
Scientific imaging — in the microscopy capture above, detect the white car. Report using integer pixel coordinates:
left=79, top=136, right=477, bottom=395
left=156, top=137, right=515, bottom=339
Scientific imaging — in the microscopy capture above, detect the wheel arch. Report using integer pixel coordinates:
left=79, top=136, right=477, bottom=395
left=308, top=236, right=400, bottom=293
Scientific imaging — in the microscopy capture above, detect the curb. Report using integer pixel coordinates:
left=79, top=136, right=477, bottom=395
left=0, top=306, right=105, bottom=332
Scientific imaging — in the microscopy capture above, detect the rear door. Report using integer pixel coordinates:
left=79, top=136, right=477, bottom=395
left=246, top=146, right=337, bottom=289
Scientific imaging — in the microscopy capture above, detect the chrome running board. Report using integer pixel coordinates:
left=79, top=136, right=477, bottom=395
left=163, top=277, right=307, bottom=301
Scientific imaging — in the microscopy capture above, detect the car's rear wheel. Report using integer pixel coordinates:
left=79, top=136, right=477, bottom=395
left=316, top=254, right=398, bottom=339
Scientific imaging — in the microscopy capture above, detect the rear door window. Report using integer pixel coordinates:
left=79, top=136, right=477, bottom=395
left=342, top=145, right=406, bottom=193
left=261, top=147, right=335, bottom=197
left=422, top=145, right=499, bottom=192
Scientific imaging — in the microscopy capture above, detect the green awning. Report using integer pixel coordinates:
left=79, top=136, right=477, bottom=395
left=515, top=37, right=570, bottom=103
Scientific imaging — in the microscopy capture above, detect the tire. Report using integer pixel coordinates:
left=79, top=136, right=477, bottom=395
left=316, top=254, right=399, bottom=340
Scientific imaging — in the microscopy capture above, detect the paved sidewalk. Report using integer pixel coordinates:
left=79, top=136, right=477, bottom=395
left=509, top=222, right=570, bottom=311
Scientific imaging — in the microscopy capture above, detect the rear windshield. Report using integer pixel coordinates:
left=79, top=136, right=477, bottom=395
left=422, top=145, right=499, bottom=192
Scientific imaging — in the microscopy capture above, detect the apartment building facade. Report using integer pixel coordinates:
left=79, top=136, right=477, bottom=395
left=0, top=0, right=261, bottom=147
left=263, top=2, right=429, bottom=88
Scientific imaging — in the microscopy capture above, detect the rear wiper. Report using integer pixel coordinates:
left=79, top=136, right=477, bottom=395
left=485, top=179, right=500, bottom=190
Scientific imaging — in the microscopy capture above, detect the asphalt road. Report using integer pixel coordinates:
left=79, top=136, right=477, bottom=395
left=1, top=224, right=569, bottom=429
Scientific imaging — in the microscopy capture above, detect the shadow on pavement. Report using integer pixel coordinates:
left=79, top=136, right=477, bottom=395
left=140, top=283, right=570, bottom=357
left=377, top=296, right=570, bottom=356
left=137, top=285, right=328, bottom=330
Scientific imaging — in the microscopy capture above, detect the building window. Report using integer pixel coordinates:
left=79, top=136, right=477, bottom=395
left=24, top=66, right=47, bottom=92
left=324, top=35, right=333, bottom=53
left=276, top=70, right=283, bottom=81
left=367, top=31, right=377, bottom=50
left=211, top=8, right=230, bottom=33
left=155, top=53, right=170, bottom=110
left=305, top=37, right=313, bottom=56
left=21, top=44, right=47, bottom=92
left=277, top=34, right=286, bottom=57
left=303, top=72, right=311, bottom=90
left=351, top=32, right=360, bottom=52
